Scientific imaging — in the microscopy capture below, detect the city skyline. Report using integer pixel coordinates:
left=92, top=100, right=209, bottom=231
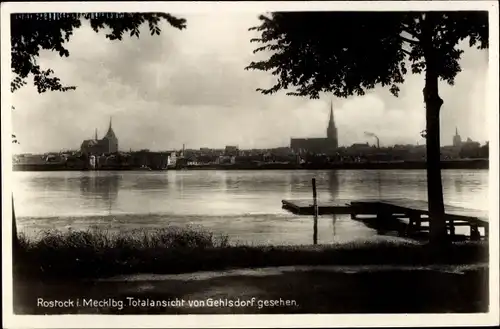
left=17, top=109, right=485, bottom=155
left=11, top=13, right=489, bottom=154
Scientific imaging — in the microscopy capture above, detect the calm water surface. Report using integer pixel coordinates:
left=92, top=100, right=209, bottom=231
left=13, top=170, right=488, bottom=245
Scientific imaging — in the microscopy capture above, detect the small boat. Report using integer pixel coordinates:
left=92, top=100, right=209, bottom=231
left=138, top=165, right=152, bottom=171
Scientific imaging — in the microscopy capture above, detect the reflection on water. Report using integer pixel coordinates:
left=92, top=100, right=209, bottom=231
left=328, top=171, right=340, bottom=201
left=79, top=172, right=121, bottom=213
left=376, top=170, right=382, bottom=199
left=327, top=171, right=340, bottom=239
left=455, top=180, right=464, bottom=194
left=13, top=169, right=488, bottom=245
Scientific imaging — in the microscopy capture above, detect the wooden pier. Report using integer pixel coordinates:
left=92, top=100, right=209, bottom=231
left=282, top=197, right=489, bottom=241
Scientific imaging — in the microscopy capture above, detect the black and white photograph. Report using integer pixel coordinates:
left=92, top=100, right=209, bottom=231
left=2, top=1, right=499, bottom=327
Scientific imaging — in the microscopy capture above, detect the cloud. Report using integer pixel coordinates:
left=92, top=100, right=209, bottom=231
left=11, top=14, right=489, bottom=153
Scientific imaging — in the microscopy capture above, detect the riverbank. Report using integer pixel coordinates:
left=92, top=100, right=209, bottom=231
left=15, top=227, right=488, bottom=280
left=12, top=159, right=489, bottom=171
left=13, top=227, right=490, bottom=314
left=186, top=159, right=489, bottom=170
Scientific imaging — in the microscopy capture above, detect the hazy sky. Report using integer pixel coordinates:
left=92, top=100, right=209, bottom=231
left=11, top=13, right=489, bottom=153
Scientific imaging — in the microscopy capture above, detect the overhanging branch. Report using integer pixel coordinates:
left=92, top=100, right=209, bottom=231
left=400, top=34, right=420, bottom=45
left=401, top=23, right=421, bottom=41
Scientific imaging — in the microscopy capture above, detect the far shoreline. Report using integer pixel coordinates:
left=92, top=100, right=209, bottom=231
left=13, top=159, right=489, bottom=172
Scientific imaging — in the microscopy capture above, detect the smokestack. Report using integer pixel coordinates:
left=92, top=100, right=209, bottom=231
left=364, top=132, right=380, bottom=148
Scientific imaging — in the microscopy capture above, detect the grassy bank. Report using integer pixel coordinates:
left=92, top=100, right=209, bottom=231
left=15, top=227, right=488, bottom=280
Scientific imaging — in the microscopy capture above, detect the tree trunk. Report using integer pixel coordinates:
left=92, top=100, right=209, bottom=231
left=423, top=64, right=448, bottom=244
left=420, top=12, right=448, bottom=246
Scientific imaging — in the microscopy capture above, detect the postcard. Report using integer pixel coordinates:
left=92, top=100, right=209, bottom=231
left=2, top=1, right=498, bottom=328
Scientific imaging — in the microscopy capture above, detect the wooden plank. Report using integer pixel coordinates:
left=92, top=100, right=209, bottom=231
left=380, top=198, right=488, bottom=222
left=282, top=198, right=488, bottom=228
left=282, top=199, right=353, bottom=215
left=282, top=199, right=351, bottom=208
left=354, top=198, right=488, bottom=225
left=282, top=200, right=302, bottom=210
left=282, top=203, right=353, bottom=216
left=352, top=198, right=486, bottom=217
left=394, top=218, right=473, bottom=227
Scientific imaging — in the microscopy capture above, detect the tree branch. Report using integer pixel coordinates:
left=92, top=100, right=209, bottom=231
left=400, top=34, right=420, bottom=45
left=402, top=49, right=412, bottom=56
left=401, top=24, right=421, bottom=41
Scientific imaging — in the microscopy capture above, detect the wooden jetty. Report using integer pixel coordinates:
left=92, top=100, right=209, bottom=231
left=282, top=199, right=353, bottom=215
left=282, top=197, right=489, bottom=241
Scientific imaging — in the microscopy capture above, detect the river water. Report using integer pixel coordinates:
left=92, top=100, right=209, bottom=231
left=12, top=169, right=488, bottom=245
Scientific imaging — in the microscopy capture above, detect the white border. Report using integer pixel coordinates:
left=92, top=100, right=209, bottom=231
left=1, top=1, right=499, bottom=328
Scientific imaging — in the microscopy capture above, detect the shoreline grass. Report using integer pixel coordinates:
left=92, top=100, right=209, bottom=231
left=15, top=227, right=489, bottom=280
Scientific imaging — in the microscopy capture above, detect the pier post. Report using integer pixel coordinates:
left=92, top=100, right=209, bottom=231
left=415, top=214, right=422, bottom=229
left=470, top=224, right=480, bottom=241
left=408, top=213, right=419, bottom=236
left=312, top=178, right=318, bottom=245
left=448, top=219, right=455, bottom=238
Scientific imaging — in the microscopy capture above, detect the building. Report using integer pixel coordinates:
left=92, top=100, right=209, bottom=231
left=452, top=127, right=480, bottom=148
left=463, top=137, right=480, bottom=148
left=452, top=127, right=462, bottom=148
left=290, top=100, right=339, bottom=154
left=167, top=152, right=177, bottom=168
left=81, top=118, right=119, bottom=155
left=224, top=145, right=239, bottom=156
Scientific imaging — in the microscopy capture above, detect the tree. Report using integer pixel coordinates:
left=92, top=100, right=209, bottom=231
left=10, top=12, right=186, bottom=250
left=480, top=142, right=489, bottom=158
left=246, top=11, right=488, bottom=244
left=11, top=12, right=186, bottom=92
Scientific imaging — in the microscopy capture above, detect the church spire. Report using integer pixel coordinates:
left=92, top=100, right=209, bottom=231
left=104, top=116, right=116, bottom=139
left=327, top=99, right=336, bottom=133
left=329, top=99, right=335, bottom=128
left=94, top=128, right=98, bottom=140
left=455, top=126, right=459, bottom=135
left=327, top=99, right=338, bottom=149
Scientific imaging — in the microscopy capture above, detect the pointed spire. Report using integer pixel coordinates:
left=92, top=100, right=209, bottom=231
left=94, top=128, right=98, bottom=140
left=327, top=98, right=338, bottom=146
left=104, top=116, right=116, bottom=139
left=455, top=126, right=459, bottom=135
left=328, top=99, right=335, bottom=128
left=330, top=100, right=334, bottom=121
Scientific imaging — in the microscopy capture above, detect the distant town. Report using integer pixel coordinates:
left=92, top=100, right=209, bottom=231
left=13, top=103, right=488, bottom=171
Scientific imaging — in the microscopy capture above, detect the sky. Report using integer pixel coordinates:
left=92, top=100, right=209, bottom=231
left=11, top=13, right=490, bottom=153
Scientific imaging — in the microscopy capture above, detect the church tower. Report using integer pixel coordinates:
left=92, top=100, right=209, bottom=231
left=453, top=126, right=462, bottom=148
left=103, top=116, right=119, bottom=153
left=326, top=100, right=338, bottom=148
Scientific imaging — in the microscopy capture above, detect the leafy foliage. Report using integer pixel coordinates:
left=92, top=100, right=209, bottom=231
left=11, top=12, right=186, bottom=93
left=246, top=11, right=488, bottom=99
